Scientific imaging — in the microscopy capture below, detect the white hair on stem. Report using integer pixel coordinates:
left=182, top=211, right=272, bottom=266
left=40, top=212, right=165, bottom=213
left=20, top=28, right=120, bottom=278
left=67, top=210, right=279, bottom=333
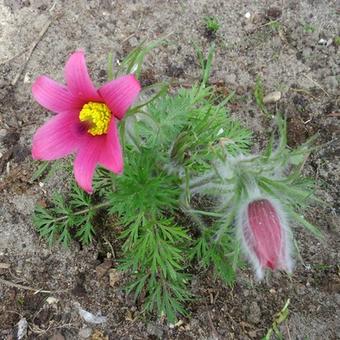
left=188, top=171, right=216, bottom=188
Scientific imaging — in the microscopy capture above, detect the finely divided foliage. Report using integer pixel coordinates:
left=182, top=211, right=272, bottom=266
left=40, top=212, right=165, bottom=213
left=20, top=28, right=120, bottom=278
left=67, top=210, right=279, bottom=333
left=33, top=42, right=320, bottom=322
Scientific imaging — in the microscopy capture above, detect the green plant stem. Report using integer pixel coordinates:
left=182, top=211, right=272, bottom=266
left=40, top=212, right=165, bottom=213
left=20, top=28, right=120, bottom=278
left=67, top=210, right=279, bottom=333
left=53, top=200, right=111, bottom=223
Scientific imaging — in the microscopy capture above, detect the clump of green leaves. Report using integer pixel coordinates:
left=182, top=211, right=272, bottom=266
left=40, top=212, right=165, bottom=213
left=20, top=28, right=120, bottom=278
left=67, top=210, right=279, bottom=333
left=253, top=76, right=268, bottom=115
left=204, top=16, right=220, bottom=35
left=34, top=184, right=107, bottom=246
left=303, top=23, right=316, bottom=33
left=267, top=20, right=281, bottom=32
left=33, top=42, right=318, bottom=323
left=334, top=36, right=340, bottom=46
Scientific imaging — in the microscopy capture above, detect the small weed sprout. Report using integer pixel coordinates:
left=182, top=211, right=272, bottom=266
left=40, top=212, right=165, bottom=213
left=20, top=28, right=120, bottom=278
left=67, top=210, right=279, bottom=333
left=263, top=298, right=290, bottom=339
left=334, top=36, right=340, bottom=46
left=303, top=23, right=316, bottom=33
left=32, top=42, right=320, bottom=322
left=253, top=76, right=268, bottom=115
left=204, top=16, right=220, bottom=34
left=267, top=20, right=281, bottom=32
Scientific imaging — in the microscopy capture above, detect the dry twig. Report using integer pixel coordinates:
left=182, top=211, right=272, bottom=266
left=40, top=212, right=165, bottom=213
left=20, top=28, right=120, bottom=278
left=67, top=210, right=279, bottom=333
left=0, top=47, right=29, bottom=65
left=302, top=74, right=330, bottom=97
left=0, top=277, right=65, bottom=294
left=11, top=19, right=52, bottom=86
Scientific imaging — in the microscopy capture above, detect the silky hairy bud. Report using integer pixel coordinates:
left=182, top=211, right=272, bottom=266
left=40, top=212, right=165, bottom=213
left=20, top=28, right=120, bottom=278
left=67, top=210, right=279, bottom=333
left=237, top=196, right=293, bottom=279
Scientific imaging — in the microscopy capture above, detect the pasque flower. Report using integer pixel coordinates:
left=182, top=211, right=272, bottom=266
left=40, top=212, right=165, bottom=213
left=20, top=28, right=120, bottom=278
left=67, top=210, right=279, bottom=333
left=32, top=51, right=141, bottom=193
left=237, top=196, right=293, bottom=279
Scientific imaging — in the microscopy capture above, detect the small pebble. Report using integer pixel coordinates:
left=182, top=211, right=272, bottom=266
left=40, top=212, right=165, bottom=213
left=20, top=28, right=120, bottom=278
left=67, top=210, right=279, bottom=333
left=24, top=73, right=31, bottom=83
left=0, top=129, right=7, bottom=138
left=17, top=318, right=28, bottom=340
left=46, top=296, right=58, bottom=304
left=129, top=36, right=139, bottom=47
left=263, top=91, right=282, bottom=104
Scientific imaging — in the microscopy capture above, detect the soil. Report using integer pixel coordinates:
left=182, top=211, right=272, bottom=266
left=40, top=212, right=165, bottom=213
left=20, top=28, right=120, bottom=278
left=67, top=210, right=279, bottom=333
left=0, top=0, right=339, bottom=339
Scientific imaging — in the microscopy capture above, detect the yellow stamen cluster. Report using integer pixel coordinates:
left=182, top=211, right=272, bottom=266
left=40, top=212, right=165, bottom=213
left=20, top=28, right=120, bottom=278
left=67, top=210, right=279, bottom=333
left=79, top=102, right=111, bottom=136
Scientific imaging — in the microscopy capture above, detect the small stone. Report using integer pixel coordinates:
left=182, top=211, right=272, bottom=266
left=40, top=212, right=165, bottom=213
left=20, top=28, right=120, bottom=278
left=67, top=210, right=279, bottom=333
left=326, top=38, right=333, bottom=47
left=244, top=12, right=251, bottom=19
left=129, top=36, right=139, bottom=47
left=169, top=319, right=184, bottom=328
left=24, top=73, right=31, bottom=83
left=78, top=307, right=107, bottom=324
left=0, top=129, right=7, bottom=138
left=248, top=301, right=261, bottom=324
left=318, top=38, right=327, bottom=45
left=46, top=296, right=58, bottom=304
left=263, top=91, right=281, bottom=104
left=17, top=318, right=28, bottom=340
left=78, top=327, right=92, bottom=339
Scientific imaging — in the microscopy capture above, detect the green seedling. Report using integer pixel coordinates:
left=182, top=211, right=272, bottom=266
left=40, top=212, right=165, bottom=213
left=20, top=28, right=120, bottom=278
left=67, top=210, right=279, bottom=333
left=334, top=36, right=340, bottom=46
left=254, top=76, right=268, bottom=115
left=263, top=298, right=290, bottom=340
left=204, top=16, right=220, bottom=34
left=303, top=23, right=316, bottom=33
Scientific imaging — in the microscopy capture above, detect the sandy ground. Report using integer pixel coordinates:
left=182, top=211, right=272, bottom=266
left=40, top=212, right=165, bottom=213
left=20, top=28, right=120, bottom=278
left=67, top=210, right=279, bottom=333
left=0, top=0, right=339, bottom=339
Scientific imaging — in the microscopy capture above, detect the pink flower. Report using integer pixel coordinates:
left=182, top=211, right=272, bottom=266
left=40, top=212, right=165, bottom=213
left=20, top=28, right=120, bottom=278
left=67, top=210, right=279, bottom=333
left=32, top=51, right=141, bottom=193
left=237, top=197, right=292, bottom=279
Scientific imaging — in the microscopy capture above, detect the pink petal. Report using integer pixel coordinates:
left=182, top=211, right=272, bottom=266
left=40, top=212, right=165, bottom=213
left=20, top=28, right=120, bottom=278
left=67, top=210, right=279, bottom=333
left=32, top=76, right=82, bottom=113
left=99, top=118, right=123, bottom=173
left=98, top=74, right=141, bottom=120
left=247, top=199, right=283, bottom=269
left=32, top=111, right=80, bottom=160
left=64, top=51, right=101, bottom=102
left=74, top=137, right=102, bottom=193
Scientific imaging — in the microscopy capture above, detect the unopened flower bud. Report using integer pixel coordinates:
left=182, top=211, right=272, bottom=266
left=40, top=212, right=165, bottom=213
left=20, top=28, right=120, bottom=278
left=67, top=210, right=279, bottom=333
left=237, top=197, right=293, bottom=279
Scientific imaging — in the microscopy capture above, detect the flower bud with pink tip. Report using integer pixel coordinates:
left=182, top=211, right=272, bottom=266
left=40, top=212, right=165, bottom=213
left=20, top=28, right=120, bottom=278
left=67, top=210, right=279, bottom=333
left=237, top=196, right=293, bottom=279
